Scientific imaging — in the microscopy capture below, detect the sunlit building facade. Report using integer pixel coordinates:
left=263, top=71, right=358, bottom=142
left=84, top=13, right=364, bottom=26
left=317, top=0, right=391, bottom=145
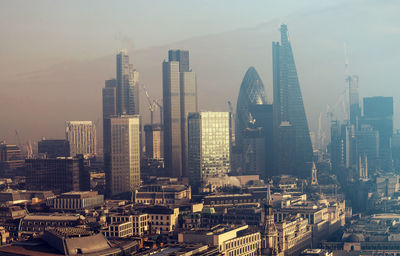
left=104, top=115, right=140, bottom=196
left=188, top=112, right=231, bottom=193
left=65, top=121, right=96, bottom=158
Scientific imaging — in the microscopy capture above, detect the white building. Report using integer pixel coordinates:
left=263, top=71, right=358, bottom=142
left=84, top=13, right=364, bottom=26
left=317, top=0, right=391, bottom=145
left=104, top=115, right=140, bottom=196
left=65, top=121, right=96, bottom=157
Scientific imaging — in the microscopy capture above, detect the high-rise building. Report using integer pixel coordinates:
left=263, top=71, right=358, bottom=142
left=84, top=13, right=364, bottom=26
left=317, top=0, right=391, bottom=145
left=144, top=124, right=163, bottom=160
left=355, top=124, right=379, bottom=171
left=163, top=50, right=198, bottom=178
left=102, top=79, right=117, bottom=119
left=0, top=144, right=24, bottom=170
left=65, top=121, right=96, bottom=158
left=347, top=75, right=361, bottom=128
left=188, top=112, right=231, bottom=194
left=38, top=139, right=70, bottom=158
left=116, top=49, right=139, bottom=115
left=234, top=67, right=270, bottom=176
left=273, top=24, right=313, bottom=177
left=168, top=49, right=190, bottom=72
left=25, top=158, right=87, bottom=193
left=104, top=115, right=140, bottom=197
left=361, top=96, right=393, bottom=170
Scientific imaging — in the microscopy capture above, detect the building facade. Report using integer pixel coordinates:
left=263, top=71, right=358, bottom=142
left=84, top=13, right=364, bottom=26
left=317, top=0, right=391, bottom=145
left=188, top=112, right=231, bottom=193
left=25, top=158, right=85, bottom=193
left=38, top=139, right=70, bottom=158
left=144, top=124, right=163, bottom=160
left=163, top=49, right=198, bottom=178
left=65, top=121, right=96, bottom=158
left=104, top=115, right=140, bottom=196
left=273, top=24, right=313, bottom=177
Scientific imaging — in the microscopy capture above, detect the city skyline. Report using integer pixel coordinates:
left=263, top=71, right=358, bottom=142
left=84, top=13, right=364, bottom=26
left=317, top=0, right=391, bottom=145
left=1, top=1, right=400, bottom=145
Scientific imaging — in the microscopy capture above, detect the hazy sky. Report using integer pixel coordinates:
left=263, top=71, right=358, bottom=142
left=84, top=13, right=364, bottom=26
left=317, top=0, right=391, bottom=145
left=1, top=0, right=399, bottom=147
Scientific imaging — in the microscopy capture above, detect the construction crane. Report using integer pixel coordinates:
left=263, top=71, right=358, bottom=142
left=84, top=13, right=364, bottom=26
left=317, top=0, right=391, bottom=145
left=141, top=84, right=163, bottom=125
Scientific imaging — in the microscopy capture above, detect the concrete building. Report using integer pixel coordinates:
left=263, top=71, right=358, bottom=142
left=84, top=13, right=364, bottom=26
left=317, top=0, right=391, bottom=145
left=19, top=214, right=82, bottom=237
left=178, top=225, right=261, bottom=255
left=188, top=112, right=231, bottom=193
left=65, top=121, right=96, bottom=158
left=144, top=124, right=163, bottom=160
left=103, top=212, right=148, bottom=237
left=141, top=206, right=179, bottom=234
left=104, top=115, right=141, bottom=197
left=135, top=184, right=191, bottom=205
left=51, top=191, right=104, bottom=211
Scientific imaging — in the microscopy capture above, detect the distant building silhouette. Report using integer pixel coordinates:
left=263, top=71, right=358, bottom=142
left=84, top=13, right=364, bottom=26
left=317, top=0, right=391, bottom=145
left=38, top=139, right=70, bottom=158
left=144, top=124, right=163, bottom=160
left=361, top=96, right=393, bottom=170
left=273, top=24, right=313, bottom=177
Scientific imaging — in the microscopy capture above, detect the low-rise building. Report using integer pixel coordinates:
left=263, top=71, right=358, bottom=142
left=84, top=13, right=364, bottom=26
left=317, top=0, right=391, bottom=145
left=19, top=214, right=82, bottom=237
left=135, top=184, right=191, bottom=205
left=141, top=206, right=179, bottom=234
left=50, top=191, right=104, bottom=211
left=178, top=225, right=261, bottom=255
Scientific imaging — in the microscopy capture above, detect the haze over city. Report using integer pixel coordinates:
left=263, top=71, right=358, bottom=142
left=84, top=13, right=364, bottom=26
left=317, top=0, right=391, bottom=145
left=1, top=0, right=400, bottom=144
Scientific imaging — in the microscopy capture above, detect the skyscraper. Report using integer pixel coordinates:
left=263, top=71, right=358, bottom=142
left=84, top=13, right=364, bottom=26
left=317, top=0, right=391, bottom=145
left=38, top=139, right=70, bottom=158
left=65, top=121, right=96, bottom=158
left=188, top=112, right=231, bottom=193
left=234, top=67, right=274, bottom=177
left=163, top=50, right=198, bottom=178
left=361, top=96, right=393, bottom=170
left=102, top=79, right=117, bottom=119
left=144, top=124, right=163, bottom=160
left=116, top=49, right=139, bottom=115
left=273, top=24, right=313, bottom=176
left=347, top=75, right=361, bottom=128
left=104, top=115, right=140, bottom=196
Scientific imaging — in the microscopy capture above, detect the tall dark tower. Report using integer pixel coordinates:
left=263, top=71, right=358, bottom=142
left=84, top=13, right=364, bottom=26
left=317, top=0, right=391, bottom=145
left=116, top=49, right=139, bottom=115
left=163, top=50, right=197, bottom=178
left=273, top=24, right=313, bottom=176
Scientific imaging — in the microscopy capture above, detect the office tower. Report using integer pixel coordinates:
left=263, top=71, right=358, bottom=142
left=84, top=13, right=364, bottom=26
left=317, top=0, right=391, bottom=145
left=25, top=158, right=86, bottom=193
left=169, top=49, right=190, bottom=72
left=104, top=115, right=140, bottom=196
left=188, top=112, right=231, bottom=193
left=0, top=144, right=24, bottom=170
left=38, top=139, right=70, bottom=158
left=273, top=24, right=313, bottom=176
left=276, top=122, right=296, bottom=174
left=116, top=49, right=139, bottom=115
left=144, top=124, right=163, bottom=160
left=65, top=121, right=96, bottom=158
left=347, top=75, right=361, bottom=128
left=355, top=124, right=379, bottom=171
left=163, top=50, right=198, bottom=178
left=330, top=120, right=345, bottom=170
left=102, top=79, right=117, bottom=119
left=234, top=67, right=270, bottom=175
left=362, top=96, right=393, bottom=170
left=392, top=131, right=400, bottom=170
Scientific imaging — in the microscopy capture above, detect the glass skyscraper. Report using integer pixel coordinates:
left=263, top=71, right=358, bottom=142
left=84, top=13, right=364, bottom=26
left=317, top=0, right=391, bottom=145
left=188, top=112, right=231, bottom=193
left=273, top=24, right=313, bottom=176
left=163, top=50, right=198, bottom=178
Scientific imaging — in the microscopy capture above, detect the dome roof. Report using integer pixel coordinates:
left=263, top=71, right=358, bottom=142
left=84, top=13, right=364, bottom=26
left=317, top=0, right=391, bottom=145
left=343, top=233, right=365, bottom=242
